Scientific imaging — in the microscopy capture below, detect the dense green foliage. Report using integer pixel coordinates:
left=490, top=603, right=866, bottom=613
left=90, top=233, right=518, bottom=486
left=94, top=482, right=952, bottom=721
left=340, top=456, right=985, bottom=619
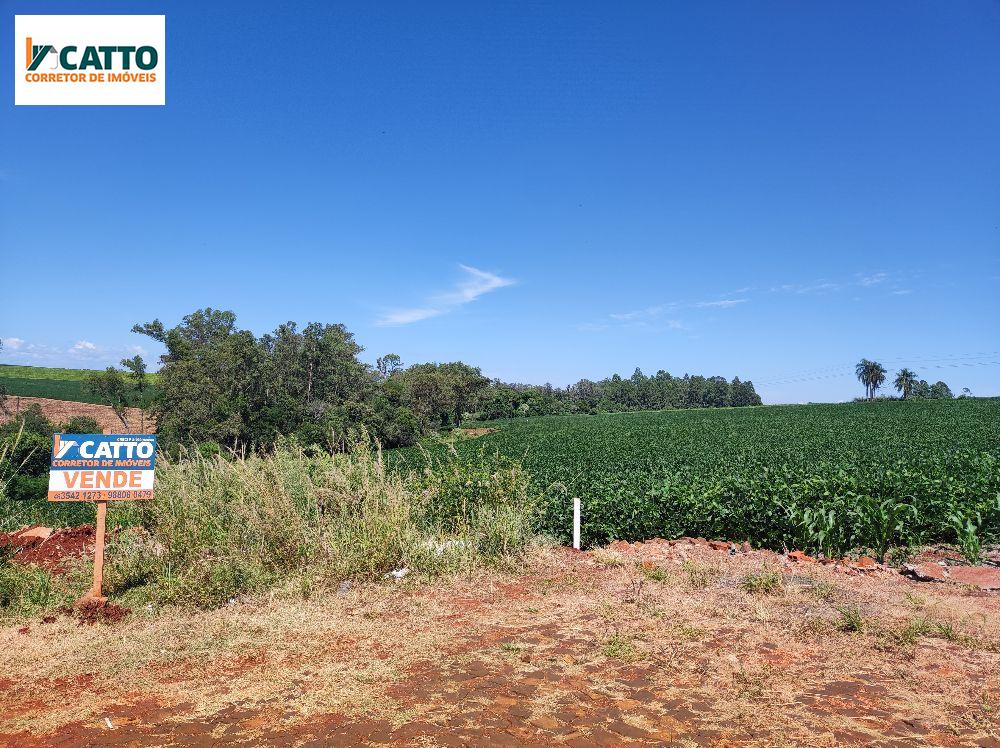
left=472, top=369, right=761, bottom=421
left=0, top=406, right=100, bottom=527
left=131, top=309, right=421, bottom=452
left=396, top=399, right=1000, bottom=557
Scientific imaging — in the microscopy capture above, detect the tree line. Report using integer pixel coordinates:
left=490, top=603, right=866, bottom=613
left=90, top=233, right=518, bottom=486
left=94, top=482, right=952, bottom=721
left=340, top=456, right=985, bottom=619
left=855, top=359, right=958, bottom=401
left=73, top=308, right=762, bottom=452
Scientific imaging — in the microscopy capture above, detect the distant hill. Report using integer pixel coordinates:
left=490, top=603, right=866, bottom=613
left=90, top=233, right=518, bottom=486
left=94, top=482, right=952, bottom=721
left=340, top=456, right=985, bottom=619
left=0, top=364, right=159, bottom=406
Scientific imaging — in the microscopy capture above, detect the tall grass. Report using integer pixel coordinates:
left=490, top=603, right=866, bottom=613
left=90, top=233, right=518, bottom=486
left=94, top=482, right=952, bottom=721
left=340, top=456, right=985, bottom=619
left=104, top=441, right=541, bottom=608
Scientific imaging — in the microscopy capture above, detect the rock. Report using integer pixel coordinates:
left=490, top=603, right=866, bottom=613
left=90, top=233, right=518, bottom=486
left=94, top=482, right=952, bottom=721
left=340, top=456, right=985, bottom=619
left=708, top=540, right=730, bottom=551
left=337, top=581, right=352, bottom=596
left=902, top=563, right=947, bottom=582
left=386, top=568, right=410, bottom=581
left=855, top=556, right=877, bottom=569
left=16, top=526, right=53, bottom=542
left=788, top=550, right=816, bottom=563
left=947, top=566, right=1000, bottom=591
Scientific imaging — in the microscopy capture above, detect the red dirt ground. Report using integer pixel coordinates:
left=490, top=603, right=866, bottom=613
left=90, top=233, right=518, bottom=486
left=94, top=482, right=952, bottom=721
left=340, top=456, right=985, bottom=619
left=0, top=526, right=96, bottom=573
left=2, top=538, right=999, bottom=747
left=0, top=396, right=153, bottom=433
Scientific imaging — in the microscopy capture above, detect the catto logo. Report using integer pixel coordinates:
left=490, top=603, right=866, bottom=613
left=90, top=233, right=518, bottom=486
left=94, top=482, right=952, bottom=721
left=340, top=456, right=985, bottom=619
left=15, top=15, right=165, bottom=106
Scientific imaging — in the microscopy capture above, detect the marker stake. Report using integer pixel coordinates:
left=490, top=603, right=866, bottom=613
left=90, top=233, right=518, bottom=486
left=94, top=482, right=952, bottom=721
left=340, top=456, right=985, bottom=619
left=573, top=497, right=581, bottom=550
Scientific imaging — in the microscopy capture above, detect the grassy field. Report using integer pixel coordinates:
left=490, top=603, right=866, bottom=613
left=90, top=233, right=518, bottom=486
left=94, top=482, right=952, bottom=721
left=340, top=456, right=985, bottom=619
left=0, top=364, right=159, bottom=405
left=396, top=398, right=1000, bottom=556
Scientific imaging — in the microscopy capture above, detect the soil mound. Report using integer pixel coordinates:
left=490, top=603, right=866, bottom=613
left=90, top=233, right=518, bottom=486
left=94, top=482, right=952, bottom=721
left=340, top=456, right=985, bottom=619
left=0, top=525, right=95, bottom=572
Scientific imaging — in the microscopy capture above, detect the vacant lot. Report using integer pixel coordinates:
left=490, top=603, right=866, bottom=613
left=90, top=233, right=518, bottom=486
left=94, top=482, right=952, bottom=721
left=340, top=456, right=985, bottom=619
left=2, top=540, right=998, bottom=747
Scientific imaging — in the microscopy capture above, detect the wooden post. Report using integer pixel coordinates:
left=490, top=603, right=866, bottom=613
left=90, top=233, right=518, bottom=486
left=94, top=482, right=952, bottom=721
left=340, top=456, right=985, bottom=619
left=90, top=500, right=108, bottom=600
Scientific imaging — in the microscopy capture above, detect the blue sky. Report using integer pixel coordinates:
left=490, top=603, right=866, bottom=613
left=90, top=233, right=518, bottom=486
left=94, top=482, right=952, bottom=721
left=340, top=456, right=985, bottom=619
left=1, top=1, right=998, bottom=403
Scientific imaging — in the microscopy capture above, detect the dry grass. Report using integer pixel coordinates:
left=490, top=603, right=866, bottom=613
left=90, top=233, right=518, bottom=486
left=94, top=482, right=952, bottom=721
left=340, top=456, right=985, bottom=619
left=2, top=543, right=999, bottom=746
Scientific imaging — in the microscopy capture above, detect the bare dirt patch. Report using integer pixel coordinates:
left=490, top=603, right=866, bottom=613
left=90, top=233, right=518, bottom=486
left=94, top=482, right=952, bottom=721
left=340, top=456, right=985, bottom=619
left=1, top=541, right=998, bottom=746
left=1, top=526, right=96, bottom=574
left=0, top=396, right=154, bottom=433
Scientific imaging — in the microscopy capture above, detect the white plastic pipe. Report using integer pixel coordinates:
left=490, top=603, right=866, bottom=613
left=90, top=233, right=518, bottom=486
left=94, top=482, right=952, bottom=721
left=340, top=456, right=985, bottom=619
left=573, top=497, right=581, bottom=550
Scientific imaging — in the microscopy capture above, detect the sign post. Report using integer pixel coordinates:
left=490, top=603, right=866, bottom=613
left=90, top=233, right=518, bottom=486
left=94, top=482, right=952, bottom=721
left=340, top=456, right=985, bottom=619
left=48, top=433, right=157, bottom=601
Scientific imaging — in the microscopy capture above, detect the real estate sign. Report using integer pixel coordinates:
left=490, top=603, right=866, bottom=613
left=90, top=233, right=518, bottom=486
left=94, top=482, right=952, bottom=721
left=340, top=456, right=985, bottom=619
left=48, top=434, right=157, bottom=502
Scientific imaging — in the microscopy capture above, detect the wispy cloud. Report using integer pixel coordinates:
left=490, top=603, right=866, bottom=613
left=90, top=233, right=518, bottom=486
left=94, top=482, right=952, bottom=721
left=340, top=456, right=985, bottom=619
left=694, top=298, right=748, bottom=308
left=2, top=337, right=25, bottom=350
left=890, top=288, right=913, bottom=295
left=772, top=281, right=841, bottom=294
left=857, top=272, right=888, bottom=287
left=773, top=272, right=898, bottom=296
left=375, top=264, right=515, bottom=327
left=609, top=304, right=676, bottom=322
left=71, top=340, right=97, bottom=352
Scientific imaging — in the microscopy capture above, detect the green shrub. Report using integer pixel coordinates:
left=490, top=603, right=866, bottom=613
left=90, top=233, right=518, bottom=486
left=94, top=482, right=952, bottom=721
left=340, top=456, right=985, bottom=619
left=0, top=562, right=60, bottom=618
left=62, top=416, right=102, bottom=434
left=120, top=441, right=541, bottom=608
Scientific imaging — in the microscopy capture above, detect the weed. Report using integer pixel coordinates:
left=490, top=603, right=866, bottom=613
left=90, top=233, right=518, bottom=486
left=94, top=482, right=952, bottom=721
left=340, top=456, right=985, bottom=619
left=809, top=580, right=836, bottom=603
left=105, top=441, right=541, bottom=609
left=681, top=560, right=720, bottom=589
left=949, top=510, right=984, bottom=565
left=733, top=664, right=773, bottom=699
left=674, top=623, right=706, bottom=641
left=740, top=567, right=784, bottom=595
left=592, top=549, right=625, bottom=567
left=602, top=634, right=640, bottom=661
left=835, top=605, right=867, bottom=634
left=638, top=562, right=671, bottom=582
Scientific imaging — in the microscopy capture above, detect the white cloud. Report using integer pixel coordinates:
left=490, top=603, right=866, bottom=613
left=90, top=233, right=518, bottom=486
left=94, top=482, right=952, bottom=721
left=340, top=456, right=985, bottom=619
left=71, top=340, right=98, bottom=352
left=772, top=281, right=841, bottom=294
left=375, top=265, right=515, bottom=326
left=2, top=337, right=25, bottom=350
left=376, top=307, right=444, bottom=326
left=891, top=289, right=913, bottom=295
left=609, top=305, right=672, bottom=322
left=858, top=272, right=888, bottom=287
left=694, top=298, right=748, bottom=308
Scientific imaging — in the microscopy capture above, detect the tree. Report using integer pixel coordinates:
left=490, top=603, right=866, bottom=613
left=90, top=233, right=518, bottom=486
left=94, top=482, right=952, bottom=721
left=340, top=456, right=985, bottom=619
left=85, top=368, right=134, bottom=430
left=855, top=359, right=887, bottom=401
left=132, top=309, right=421, bottom=451
left=894, top=368, right=917, bottom=400
left=930, top=381, right=954, bottom=399
left=120, top=355, right=148, bottom=398
left=376, top=354, right=402, bottom=379
left=398, top=362, right=488, bottom=429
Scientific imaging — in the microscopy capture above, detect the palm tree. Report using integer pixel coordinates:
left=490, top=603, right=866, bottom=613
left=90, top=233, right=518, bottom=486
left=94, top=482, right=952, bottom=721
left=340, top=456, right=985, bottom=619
left=894, top=368, right=917, bottom=400
left=855, top=359, right=887, bottom=401
left=856, top=359, right=872, bottom=400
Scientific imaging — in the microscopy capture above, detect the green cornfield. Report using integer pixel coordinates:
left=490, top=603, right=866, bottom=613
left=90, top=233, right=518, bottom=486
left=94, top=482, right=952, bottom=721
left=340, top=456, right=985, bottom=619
left=397, top=398, right=1000, bottom=559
